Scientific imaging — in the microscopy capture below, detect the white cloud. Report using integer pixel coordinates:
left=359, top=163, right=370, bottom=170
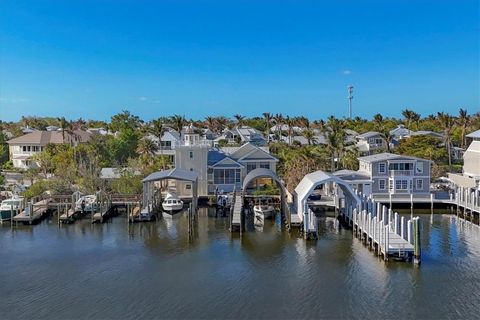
left=138, top=96, right=148, bottom=101
left=343, top=70, right=352, bottom=75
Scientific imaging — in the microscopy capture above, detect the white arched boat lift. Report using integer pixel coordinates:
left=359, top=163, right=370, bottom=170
left=294, top=170, right=361, bottom=239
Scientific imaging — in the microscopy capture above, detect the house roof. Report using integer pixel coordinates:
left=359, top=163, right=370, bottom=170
left=466, top=129, right=480, bottom=139
left=409, top=130, right=443, bottom=138
left=358, top=152, right=432, bottom=163
left=207, top=149, right=227, bottom=165
left=7, top=130, right=91, bottom=145
left=333, top=169, right=372, bottom=182
left=389, top=125, right=412, bottom=137
left=142, top=168, right=198, bottom=183
left=210, top=156, right=245, bottom=168
left=357, top=131, right=383, bottom=139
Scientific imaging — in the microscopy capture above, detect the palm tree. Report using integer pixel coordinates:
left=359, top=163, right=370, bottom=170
left=402, top=109, right=421, bottom=129
left=262, top=112, right=272, bottom=143
left=170, top=115, right=186, bottom=139
left=273, top=113, right=284, bottom=142
left=295, top=116, right=310, bottom=129
left=458, top=108, right=470, bottom=149
left=205, top=116, right=216, bottom=133
left=57, top=117, right=69, bottom=142
left=323, top=117, right=347, bottom=172
left=136, top=138, right=158, bottom=157
left=373, top=113, right=384, bottom=131
left=302, top=128, right=316, bottom=145
left=285, top=116, right=295, bottom=145
left=149, top=119, right=167, bottom=168
left=233, top=114, right=245, bottom=127
left=437, top=112, right=455, bottom=169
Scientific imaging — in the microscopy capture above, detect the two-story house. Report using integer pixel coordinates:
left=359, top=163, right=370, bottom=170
left=356, top=132, right=388, bottom=155
left=7, top=130, right=91, bottom=169
left=356, top=153, right=432, bottom=197
left=334, top=153, right=432, bottom=197
left=172, top=142, right=278, bottom=197
left=448, top=130, right=480, bottom=193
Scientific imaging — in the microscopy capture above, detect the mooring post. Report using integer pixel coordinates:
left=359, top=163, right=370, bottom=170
left=10, top=203, right=14, bottom=231
left=410, top=193, right=414, bottom=220
left=413, top=217, right=421, bottom=265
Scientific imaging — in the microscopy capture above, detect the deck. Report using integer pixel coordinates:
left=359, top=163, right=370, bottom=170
left=13, top=199, right=52, bottom=224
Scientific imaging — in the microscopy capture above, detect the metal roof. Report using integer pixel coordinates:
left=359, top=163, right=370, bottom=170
left=466, top=129, right=480, bottom=139
left=142, top=168, right=198, bottom=183
left=357, top=131, right=383, bottom=139
left=294, top=170, right=361, bottom=217
left=357, top=152, right=432, bottom=163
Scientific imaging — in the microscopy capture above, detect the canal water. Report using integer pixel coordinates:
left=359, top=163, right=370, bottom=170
left=1, top=208, right=479, bottom=319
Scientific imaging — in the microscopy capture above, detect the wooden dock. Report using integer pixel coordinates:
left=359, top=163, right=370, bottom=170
left=92, top=205, right=117, bottom=223
left=343, top=194, right=420, bottom=262
left=231, top=195, right=242, bottom=231
left=13, top=199, right=52, bottom=224
left=59, top=208, right=80, bottom=224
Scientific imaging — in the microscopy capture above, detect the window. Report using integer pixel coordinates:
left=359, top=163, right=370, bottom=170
left=247, top=163, right=256, bottom=173
left=185, top=184, right=191, bottom=190
left=379, top=179, right=386, bottom=190
left=416, top=162, right=424, bottom=174
left=379, top=163, right=386, bottom=174
left=189, top=151, right=193, bottom=159
left=235, top=169, right=241, bottom=183
left=214, top=169, right=239, bottom=185
left=416, top=179, right=423, bottom=190
left=395, top=179, right=409, bottom=190
left=259, top=162, right=270, bottom=169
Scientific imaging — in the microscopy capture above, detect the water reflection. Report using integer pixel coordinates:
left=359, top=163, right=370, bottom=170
left=0, top=210, right=479, bottom=319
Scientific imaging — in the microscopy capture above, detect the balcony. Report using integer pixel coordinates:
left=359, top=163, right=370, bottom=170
left=389, top=170, right=413, bottom=176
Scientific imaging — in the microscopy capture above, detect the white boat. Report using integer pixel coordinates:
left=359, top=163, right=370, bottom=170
left=253, top=198, right=275, bottom=225
left=254, top=204, right=275, bottom=219
left=74, top=195, right=97, bottom=213
left=0, top=196, right=24, bottom=222
left=162, top=193, right=184, bottom=214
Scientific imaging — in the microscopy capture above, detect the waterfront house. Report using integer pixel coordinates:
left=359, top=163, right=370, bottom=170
left=172, top=142, right=278, bottom=197
left=448, top=139, right=480, bottom=190
left=355, top=131, right=388, bottom=155
left=7, top=130, right=91, bottom=169
left=334, top=153, right=432, bottom=198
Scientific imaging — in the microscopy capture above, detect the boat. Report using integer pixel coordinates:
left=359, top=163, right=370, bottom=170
left=0, top=196, right=24, bottom=222
left=253, top=198, right=275, bottom=224
left=162, top=193, right=184, bottom=215
left=217, top=194, right=233, bottom=208
left=74, top=195, right=97, bottom=213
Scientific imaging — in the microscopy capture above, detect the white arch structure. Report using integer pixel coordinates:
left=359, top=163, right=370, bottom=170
left=294, top=170, right=361, bottom=233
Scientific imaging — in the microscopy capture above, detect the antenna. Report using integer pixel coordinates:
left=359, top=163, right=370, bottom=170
left=347, top=85, right=354, bottom=119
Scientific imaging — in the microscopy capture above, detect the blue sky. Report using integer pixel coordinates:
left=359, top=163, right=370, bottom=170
left=0, top=0, right=478, bottom=122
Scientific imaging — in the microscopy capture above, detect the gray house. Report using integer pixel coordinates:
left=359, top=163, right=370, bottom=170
left=356, top=131, right=387, bottom=155
left=356, top=153, right=432, bottom=197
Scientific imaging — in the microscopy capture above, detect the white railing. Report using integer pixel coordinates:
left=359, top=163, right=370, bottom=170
left=389, top=170, right=413, bottom=176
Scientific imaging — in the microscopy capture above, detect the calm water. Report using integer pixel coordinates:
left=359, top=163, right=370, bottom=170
left=1, top=208, right=479, bottom=319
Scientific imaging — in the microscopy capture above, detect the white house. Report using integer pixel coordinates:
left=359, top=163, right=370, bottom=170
left=7, top=130, right=91, bottom=169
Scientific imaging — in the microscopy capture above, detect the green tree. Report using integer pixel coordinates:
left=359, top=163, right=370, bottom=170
left=109, top=110, right=142, bottom=133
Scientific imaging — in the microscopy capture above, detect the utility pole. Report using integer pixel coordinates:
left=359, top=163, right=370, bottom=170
left=347, top=85, right=354, bottom=119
